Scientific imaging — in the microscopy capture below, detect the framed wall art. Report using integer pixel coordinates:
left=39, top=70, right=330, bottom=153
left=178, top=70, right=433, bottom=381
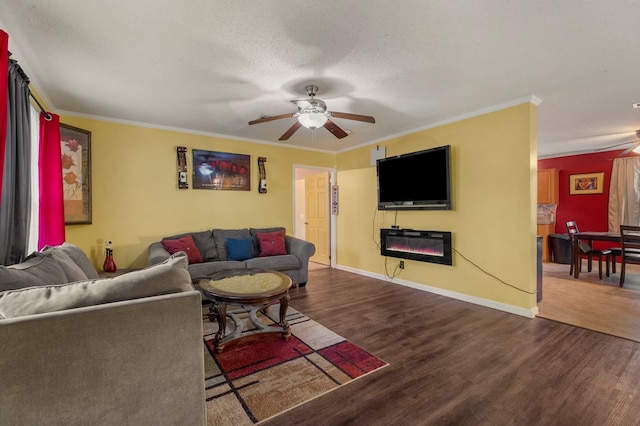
left=60, top=123, right=92, bottom=224
left=569, top=172, right=604, bottom=195
left=192, top=149, right=250, bottom=191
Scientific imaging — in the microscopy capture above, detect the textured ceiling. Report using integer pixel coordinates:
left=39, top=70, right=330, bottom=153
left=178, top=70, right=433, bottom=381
left=1, top=1, right=640, bottom=157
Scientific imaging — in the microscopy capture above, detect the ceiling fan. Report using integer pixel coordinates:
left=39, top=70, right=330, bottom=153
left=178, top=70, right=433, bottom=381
left=248, top=85, right=375, bottom=141
left=594, top=130, right=640, bottom=155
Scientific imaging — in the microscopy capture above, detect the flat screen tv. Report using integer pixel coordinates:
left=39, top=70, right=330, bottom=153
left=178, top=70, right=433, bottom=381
left=376, top=145, right=451, bottom=210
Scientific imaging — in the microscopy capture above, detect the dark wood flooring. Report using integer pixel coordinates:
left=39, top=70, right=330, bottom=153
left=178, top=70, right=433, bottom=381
left=262, top=266, right=640, bottom=425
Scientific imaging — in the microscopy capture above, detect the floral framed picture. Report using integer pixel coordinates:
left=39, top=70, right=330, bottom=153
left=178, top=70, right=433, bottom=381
left=569, top=172, right=604, bottom=195
left=60, top=123, right=92, bottom=224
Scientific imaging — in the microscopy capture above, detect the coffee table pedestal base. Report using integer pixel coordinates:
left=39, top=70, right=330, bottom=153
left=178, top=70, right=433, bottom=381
left=209, top=293, right=291, bottom=353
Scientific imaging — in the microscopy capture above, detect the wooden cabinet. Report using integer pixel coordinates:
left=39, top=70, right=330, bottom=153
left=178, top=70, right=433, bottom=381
left=538, top=169, right=559, bottom=204
left=537, top=224, right=554, bottom=262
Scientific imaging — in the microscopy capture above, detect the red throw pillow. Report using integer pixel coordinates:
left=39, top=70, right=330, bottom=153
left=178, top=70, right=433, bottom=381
left=257, top=231, right=287, bottom=257
left=161, top=235, right=203, bottom=264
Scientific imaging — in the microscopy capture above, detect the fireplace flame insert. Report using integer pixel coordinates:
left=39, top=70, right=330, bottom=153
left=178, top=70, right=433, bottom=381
left=380, top=228, right=453, bottom=266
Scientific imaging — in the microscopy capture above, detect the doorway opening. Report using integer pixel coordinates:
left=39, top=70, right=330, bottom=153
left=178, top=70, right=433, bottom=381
left=293, top=166, right=336, bottom=268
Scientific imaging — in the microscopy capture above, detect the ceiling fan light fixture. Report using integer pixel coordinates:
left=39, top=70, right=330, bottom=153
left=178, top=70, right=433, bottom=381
left=298, top=112, right=328, bottom=129
left=247, top=85, right=374, bottom=141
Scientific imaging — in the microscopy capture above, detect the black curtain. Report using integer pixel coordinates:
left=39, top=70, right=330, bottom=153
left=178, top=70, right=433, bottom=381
left=0, top=59, right=32, bottom=265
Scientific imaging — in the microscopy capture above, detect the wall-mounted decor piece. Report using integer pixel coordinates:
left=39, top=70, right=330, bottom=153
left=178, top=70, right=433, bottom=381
left=192, top=149, right=250, bottom=191
left=258, top=157, right=267, bottom=193
left=569, top=172, right=604, bottom=195
left=60, top=123, right=92, bottom=224
left=177, top=146, right=188, bottom=189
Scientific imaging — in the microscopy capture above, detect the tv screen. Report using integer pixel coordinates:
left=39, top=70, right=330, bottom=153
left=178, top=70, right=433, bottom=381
left=376, top=145, right=451, bottom=210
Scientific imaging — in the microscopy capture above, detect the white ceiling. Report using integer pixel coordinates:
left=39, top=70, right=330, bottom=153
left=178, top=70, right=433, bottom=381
left=1, top=1, right=640, bottom=157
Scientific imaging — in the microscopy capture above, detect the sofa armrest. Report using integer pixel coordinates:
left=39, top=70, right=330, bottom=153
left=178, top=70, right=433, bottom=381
left=148, top=241, right=171, bottom=266
left=283, top=236, right=316, bottom=287
left=0, top=291, right=205, bottom=425
left=286, top=236, right=316, bottom=261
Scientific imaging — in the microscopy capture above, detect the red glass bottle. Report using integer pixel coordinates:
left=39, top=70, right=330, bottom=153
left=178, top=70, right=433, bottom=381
left=103, top=247, right=117, bottom=273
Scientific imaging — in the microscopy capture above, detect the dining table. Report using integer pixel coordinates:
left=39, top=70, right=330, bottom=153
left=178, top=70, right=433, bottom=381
left=571, top=231, right=621, bottom=278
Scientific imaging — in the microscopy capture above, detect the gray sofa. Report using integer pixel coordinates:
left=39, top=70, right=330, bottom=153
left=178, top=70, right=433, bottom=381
left=148, top=227, right=316, bottom=287
left=0, top=243, right=206, bottom=425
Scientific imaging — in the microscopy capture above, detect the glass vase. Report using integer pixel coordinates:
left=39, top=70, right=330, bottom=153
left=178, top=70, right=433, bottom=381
left=103, top=248, right=117, bottom=273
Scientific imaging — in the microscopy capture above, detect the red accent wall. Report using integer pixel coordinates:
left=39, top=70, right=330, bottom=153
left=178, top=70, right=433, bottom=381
left=538, top=149, right=639, bottom=238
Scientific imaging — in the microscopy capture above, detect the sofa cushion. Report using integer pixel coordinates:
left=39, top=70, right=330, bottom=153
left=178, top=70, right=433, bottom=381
left=0, top=253, right=69, bottom=292
left=256, top=230, right=287, bottom=257
left=42, top=242, right=99, bottom=279
left=226, top=238, right=254, bottom=261
left=163, top=230, right=217, bottom=262
left=0, top=252, right=192, bottom=319
left=213, top=229, right=251, bottom=260
left=250, top=227, right=286, bottom=256
left=37, top=249, right=88, bottom=282
left=161, top=235, right=204, bottom=264
left=191, top=230, right=218, bottom=261
left=245, top=255, right=301, bottom=271
left=187, top=261, right=247, bottom=283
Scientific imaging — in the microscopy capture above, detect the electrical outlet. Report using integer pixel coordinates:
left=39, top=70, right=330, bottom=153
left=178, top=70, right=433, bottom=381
left=399, top=261, right=404, bottom=269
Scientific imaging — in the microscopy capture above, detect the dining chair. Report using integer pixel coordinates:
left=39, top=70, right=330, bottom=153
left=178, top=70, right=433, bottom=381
left=607, top=247, right=622, bottom=274
left=618, top=225, right=640, bottom=287
left=606, top=240, right=640, bottom=274
left=565, top=221, right=611, bottom=279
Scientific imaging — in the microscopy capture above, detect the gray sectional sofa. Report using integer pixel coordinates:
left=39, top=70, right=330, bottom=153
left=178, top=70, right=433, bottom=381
left=148, top=227, right=316, bottom=287
left=0, top=243, right=206, bottom=425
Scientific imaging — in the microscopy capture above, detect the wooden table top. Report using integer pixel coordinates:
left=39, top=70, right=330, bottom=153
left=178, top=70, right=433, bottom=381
left=574, top=231, right=621, bottom=242
left=199, top=268, right=291, bottom=301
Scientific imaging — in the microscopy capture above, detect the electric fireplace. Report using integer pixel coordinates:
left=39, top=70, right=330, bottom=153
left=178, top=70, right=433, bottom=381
left=380, top=228, right=453, bottom=266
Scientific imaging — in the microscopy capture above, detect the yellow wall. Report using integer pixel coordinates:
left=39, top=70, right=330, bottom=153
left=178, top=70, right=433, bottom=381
left=60, top=116, right=335, bottom=269
left=335, top=102, right=537, bottom=312
left=62, top=101, right=537, bottom=314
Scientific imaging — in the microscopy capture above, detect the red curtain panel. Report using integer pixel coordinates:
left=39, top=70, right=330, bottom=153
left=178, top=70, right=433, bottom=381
left=38, top=112, right=65, bottom=248
left=0, top=30, right=9, bottom=197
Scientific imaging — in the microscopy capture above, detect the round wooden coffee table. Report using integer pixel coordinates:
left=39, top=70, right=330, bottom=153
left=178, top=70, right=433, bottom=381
left=199, top=268, right=292, bottom=353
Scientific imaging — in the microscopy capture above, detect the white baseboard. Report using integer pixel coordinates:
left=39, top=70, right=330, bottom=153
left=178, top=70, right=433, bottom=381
left=335, top=264, right=539, bottom=319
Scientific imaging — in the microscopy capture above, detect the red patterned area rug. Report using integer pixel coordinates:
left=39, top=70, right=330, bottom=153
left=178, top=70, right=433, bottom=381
left=202, top=304, right=388, bottom=425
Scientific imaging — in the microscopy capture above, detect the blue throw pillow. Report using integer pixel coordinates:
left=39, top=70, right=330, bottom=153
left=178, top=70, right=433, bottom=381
left=226, top=238, right=254, bottom=261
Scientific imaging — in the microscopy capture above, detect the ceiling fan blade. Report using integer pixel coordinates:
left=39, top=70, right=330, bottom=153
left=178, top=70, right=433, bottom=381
left=248, top=113, right=295, bottom=125
left=279, top=121, right=302, bottom=140
left=329, top=111, right=375, bottom=123
left=620, top=142, right=639, bottom=156
left=593, top=136, right=640, bottom=152
left=323, top=119, right=349, bottom=139
left=594, top=141, right=635, bottom=151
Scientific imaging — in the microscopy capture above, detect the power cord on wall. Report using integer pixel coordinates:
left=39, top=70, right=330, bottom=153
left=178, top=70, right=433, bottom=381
left=371, top=205, right=532, bottom=295
left=382, top=246, right=537, bottom=295
left=372, top=206, right=404, bottom=279
left=371, top=209, right=536, bottom=294
left=372, top=205, right=381, bottom=250
left=383, top=256, right=402, bottom=280
left=372, top=206, right=399, bottom=251
left=452, top=247, right=537, bottom=295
